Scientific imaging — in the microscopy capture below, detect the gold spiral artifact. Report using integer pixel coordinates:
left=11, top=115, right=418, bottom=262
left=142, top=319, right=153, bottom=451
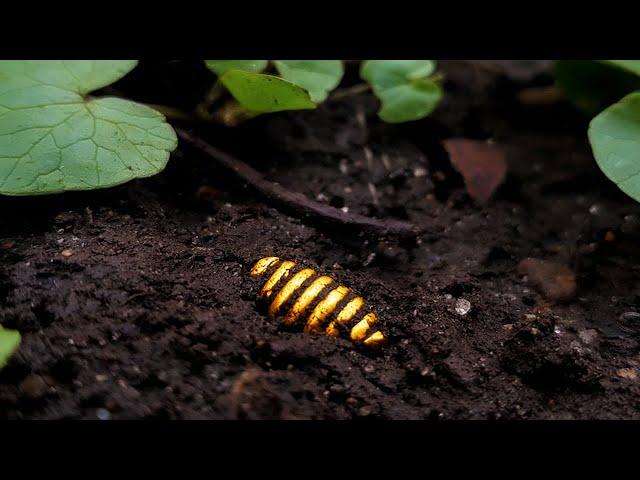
left=250, top=257, right=386, bottom=347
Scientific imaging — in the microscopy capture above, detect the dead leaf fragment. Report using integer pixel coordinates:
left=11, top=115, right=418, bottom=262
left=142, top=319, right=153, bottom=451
left=518, top=257, right=577, bottom=302
left=1, top=240, right=15, bottom=250
left=443, top=138, right=507, bottom=204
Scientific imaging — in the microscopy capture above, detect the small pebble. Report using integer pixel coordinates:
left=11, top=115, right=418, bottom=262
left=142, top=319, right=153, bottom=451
left=19, top=375, right=48, bottom=399
left=622, top=214, right=640, bottom=234
left=578, top=329, right=598, bottom=345
left=455, top=298, right=472, bottom=316
left=620, top=312, right=640, bottom=322
left=329, top=384, right=345, bottom=396
left=96, top=408, right=112, bottom=420
left=61, top=249, right=74, bottom=258
left=339, top=158, right=350, bottom=174
left=616, top=368, right=638, bottom=381
left=363, top=252, right=377, bottom=267
left=358, top=405, right=373, bottom=417
left=413, top=166, right=427, bottom=178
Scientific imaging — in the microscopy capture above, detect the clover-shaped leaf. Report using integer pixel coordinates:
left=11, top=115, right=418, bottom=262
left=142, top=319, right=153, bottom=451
left=0, top=60, right=178, bottom=196
left=589, top=91, right=640, bottom=203
left=274, top=60, right=344, bottom=102
left=0, top=326, right=20, bottom=370
left=219, top=70, right=316, bottom=113
left=360, top=60, right=443, bottom=123
left=205, top=60, right=268, bottom=76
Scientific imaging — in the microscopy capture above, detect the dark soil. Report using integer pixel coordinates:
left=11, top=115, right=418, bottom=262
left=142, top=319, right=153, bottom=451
left=2, top=60, right=640, bottom=419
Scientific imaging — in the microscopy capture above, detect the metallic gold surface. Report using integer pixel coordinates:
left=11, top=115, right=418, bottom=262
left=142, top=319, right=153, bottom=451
left=260, top=260, right=296, bottom=299
left=251, top=257, right=385, bottom=347
left=269, top=268, right=316, bottom=318
left=305, top=285, right=350, bottom=332
left=350, top=312, right=377, bottom=341
left=363, top=331, right=386, bottom=346
left=283, top=275, right=333, bottom=325
left=326, top=297, right=364, bottom=337
left=250, top=257, right=280, bottom=276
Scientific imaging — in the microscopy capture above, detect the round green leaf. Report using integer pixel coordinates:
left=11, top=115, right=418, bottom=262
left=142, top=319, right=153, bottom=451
left=274, top=60, right=344, bottom=102
left=0, top=60, right=178, bottom=196
left=555, top=60, right=640, bottom=115
left=219, top=70, right=316, bottom=113
left=360, top=60, right=442, bottom=123
left=0, top=326, right=20, bottom=370
left=205, top=60, right=268, bottom=76
left=589, top=91, right=640, bottom=202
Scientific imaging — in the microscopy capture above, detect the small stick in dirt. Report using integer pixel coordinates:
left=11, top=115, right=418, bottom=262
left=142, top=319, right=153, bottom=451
left=517, top=85, right=564, bottom=106
left=176, top=128, right=420, bottom=237
left=330, top=83, right=371, bottom=100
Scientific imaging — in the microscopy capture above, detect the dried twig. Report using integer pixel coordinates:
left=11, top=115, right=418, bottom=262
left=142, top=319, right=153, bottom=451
left=176, top=128, right=419, bottom=237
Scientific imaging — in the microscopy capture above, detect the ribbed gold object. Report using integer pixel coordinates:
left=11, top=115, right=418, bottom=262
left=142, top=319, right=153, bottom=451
left=250, top=257, right=386, bottom=347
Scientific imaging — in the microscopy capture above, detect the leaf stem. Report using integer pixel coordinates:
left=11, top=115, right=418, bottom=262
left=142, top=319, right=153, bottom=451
left=195, top=80, right=226, bottom=121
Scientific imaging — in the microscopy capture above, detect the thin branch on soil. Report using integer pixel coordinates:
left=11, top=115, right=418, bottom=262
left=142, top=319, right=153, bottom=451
left=517, top=85, right=564, bottom=106
left=330, top=83, right=371, bottom=100
left=176, top=128, right=420, bottom=237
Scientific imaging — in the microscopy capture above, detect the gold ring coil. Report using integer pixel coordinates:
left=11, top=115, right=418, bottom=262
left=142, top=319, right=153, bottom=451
left=260, top=260, right=296, bottom=299
left=283, top=275, right=334, bottom=325
left=250, top=256, right=280, bottom=276
left=305, top=285, right=350, bottom=332
left=326, top=297, right=365, bottom=337
left=269, top=268, right=316, bottom=318
left=251, top=257, right=386, bottom=347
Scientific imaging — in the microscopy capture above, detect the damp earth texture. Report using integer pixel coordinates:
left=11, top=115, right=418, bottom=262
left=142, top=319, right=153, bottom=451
left=1, top=61, right=640, bottom=419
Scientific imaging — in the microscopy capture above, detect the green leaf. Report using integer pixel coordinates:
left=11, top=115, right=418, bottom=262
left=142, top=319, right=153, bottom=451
left=0, top=60, right=178, bottom=196
left=274, top=60, right=344, bottom=102
left=205, top=60, right=268, bottom=76
left=360, top=60, right=442, bottom=123
left=602, top=60, right=640, bottom=76
left=589, top=91, right=640, bottom=203
left=0, top=326, right=20, bottom=370
left=219, top=70, right=316, bottom=113
left=555, top=60, right=640, bottom=115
